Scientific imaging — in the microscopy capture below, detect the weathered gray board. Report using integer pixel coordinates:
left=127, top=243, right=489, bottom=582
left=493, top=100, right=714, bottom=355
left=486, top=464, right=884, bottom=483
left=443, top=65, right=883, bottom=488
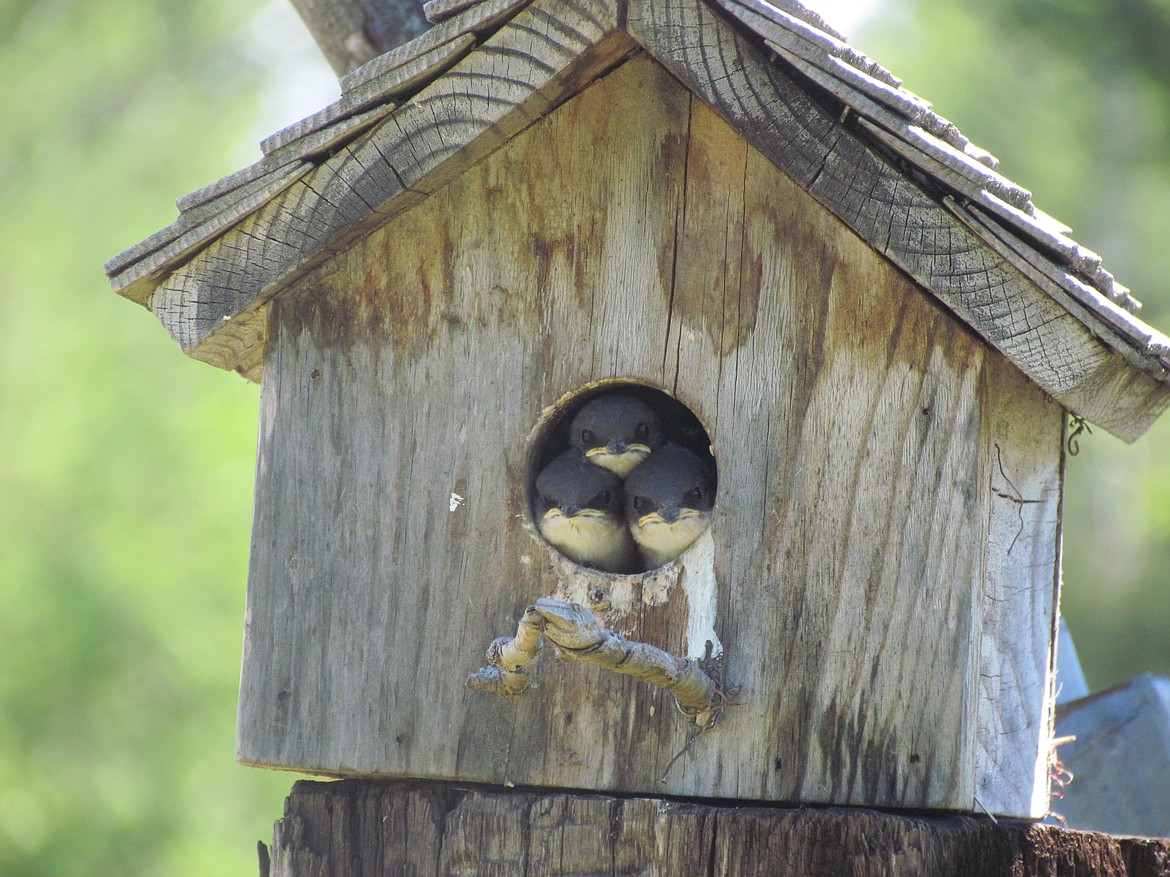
left=238, top=56, right=1063, bottom=817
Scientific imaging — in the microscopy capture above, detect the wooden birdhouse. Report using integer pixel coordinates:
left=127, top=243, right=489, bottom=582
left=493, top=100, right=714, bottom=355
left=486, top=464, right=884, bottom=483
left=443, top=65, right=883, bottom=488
left=106, top=0, right=1170, bottom=823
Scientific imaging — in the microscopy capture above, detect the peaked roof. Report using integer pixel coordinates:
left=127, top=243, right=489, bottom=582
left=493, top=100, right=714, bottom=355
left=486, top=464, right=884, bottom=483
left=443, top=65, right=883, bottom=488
left=105, top=0, right=1170, bottom=441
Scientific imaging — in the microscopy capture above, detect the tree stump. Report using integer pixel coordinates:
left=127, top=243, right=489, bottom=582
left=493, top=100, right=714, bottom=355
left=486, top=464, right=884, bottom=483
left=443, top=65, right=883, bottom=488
left=263, top=779, right=1170, bottom=876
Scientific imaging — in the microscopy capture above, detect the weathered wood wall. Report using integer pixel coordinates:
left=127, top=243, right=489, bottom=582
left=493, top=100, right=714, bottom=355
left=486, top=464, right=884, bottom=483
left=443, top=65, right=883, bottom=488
left=238, top=54, right=1063, bottom=816
left=263, top=779, right=1170, bottom=877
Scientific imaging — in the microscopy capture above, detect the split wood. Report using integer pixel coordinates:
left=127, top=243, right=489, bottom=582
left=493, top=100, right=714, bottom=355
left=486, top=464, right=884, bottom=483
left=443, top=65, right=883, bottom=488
left=467, top=598, right=731, bottom=721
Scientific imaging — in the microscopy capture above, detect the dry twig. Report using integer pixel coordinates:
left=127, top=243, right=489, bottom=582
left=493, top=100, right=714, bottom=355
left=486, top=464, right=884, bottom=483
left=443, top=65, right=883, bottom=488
left=467, top=598, right=732, bottom=719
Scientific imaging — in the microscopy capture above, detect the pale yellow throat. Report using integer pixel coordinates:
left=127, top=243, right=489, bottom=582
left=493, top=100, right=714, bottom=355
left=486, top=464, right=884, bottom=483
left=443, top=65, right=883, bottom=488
left=540, top=508, right=636, bottom=573
left=584, top=444, right=652, bottom=478
left=631, top=508, right=710, bottom=569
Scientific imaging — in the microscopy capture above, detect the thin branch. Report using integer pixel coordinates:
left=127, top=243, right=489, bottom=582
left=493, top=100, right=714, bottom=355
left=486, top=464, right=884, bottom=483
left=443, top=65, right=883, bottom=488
left=468, top=598, right=735, bottom=719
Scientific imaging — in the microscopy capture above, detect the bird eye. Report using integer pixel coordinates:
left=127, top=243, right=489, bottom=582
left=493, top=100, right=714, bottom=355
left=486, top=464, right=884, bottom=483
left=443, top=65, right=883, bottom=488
left=632, top=496, right=648, bottom=513
left=684, top=486, right=704, bottom=505
left=592, top=489, right=612, bottom=507
left=580, top=429, right=596, bottom=447
left=635, top=422, right=650, bottom=441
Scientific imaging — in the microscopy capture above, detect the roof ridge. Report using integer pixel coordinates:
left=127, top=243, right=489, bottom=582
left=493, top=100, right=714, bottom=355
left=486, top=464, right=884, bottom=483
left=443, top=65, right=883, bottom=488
left=104, top=0, right=1170, bottom=435
left=740, top=0, right=848, bottom=42
left=711, top=0, right=1146, bottom=317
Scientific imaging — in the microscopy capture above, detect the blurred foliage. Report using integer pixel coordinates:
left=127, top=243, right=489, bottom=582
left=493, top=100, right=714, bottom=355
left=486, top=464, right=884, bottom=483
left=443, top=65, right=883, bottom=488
left=2, top=0, right=1169, bottom=874
left=0, top=0, right=303, bottom=875
left=853, top=0, right=1170, bottom=690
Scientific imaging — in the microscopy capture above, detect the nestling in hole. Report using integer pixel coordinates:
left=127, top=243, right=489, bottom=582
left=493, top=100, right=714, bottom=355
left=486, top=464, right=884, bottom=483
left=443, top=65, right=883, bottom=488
left=530, top=385, right=716, bottom=573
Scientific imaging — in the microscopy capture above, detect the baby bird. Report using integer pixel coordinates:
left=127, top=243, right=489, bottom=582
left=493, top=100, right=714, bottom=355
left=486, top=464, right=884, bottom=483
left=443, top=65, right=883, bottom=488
left=624, top=444, right=716, bottom=569
left=533, top=449, right=639, bottom=573
left=570, top=393, right=664, bottom=479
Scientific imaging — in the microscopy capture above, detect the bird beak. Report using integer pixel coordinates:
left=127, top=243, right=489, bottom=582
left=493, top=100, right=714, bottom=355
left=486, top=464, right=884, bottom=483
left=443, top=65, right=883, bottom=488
left=586, top=443, right=651, bottom=459
left=572, top=508, right=610, bottom=519
left=586, top=445, right=652, bottom=480
left=641, top=506, right=698, bottom=525
left=636, top=510, right=670, bottom=527
left=546, top=505, right=609, bottom=520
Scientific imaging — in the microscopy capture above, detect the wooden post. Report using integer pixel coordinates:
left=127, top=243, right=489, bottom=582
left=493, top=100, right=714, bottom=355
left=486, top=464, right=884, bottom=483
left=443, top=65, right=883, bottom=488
left=262, top=778, right=1170, bottom=877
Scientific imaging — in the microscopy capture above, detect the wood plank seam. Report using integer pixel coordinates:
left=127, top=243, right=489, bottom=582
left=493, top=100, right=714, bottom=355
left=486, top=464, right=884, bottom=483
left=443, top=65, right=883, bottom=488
left=662, top=90, right=694, bottom=391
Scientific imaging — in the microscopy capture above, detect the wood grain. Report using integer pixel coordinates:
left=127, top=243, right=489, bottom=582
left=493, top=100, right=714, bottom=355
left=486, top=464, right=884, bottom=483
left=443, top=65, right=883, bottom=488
left=424, top=0, right=482, bottom=23
left=239, top=53, right=690, bottom=794
left=265, top=778, right=1170, bottom=877
left=946, top=197, right=1160, bottom=362
left=712, top=0, right=1157, bottom=326
left=338, top=0, right=527, bottom=93
left=626, top=0, right=1170, bottom=442
left=338, top=33, right=475, bottom=113
left=239, top=55, right=1061, bottom=815
left=663, top=95, right=993, bottom=809
left=259, top=103, right=399, bottom=161
left=976, top=356, right=1065, bottom=817
left=106, top=160, right=312, bottom=305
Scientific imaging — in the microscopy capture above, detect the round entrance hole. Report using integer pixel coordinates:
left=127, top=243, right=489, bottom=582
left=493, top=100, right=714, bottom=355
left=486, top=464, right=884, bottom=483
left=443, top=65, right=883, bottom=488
left=527, top=383, right=717, bottom=574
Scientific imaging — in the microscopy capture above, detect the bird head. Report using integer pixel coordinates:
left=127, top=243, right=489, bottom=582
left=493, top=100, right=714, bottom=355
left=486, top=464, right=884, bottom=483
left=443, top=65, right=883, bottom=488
left=533, top=449, right=635, bottom=573
left=570, top=393, right=664, bottom=478
left=534, top=449, right=624, bottom=523
left=624, top=444, right=716, bottom=566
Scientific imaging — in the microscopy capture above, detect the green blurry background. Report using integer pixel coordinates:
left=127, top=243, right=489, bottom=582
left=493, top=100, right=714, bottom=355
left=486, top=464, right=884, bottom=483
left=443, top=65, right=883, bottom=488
left=1, top=1, right=1167, bottom=874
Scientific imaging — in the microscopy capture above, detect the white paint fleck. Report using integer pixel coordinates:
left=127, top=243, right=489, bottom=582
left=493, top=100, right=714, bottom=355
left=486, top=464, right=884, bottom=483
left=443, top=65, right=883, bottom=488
left=449, top=492, right=464, bottom=512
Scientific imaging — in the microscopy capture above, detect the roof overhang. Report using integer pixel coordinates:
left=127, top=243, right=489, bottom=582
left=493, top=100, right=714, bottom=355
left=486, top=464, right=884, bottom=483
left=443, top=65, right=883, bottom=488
left=105, top=0, right=1170, bottom=441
